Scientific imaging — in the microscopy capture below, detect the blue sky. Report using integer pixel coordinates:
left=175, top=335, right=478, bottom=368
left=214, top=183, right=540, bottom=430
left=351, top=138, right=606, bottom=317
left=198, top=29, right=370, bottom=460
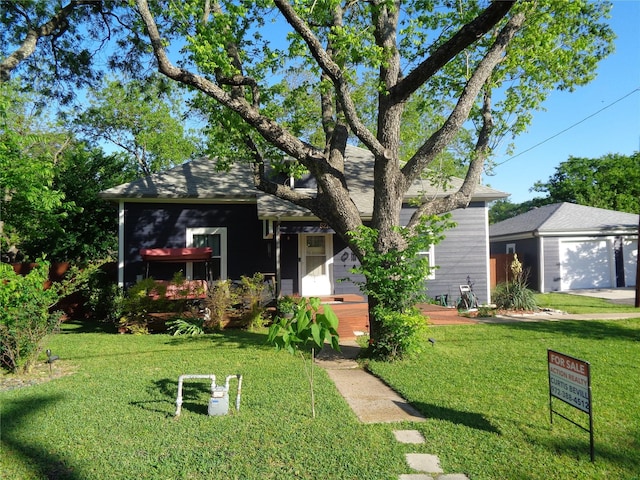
left=484, top=0, right=640, bottom=203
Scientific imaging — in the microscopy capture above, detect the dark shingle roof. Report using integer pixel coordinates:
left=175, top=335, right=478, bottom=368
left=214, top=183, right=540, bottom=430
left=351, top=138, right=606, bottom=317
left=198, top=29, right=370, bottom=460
left=100, top=145, right=508, bottom=217
left=490, top=202, right=639, bottom=238
left=99, top=157, right=255, bottom=200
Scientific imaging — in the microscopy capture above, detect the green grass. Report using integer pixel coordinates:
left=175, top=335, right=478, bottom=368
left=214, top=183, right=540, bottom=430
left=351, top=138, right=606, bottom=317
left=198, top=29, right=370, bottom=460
left=368, top=319, right=640, bottom=479
left=534, top=292, right=639, bottom=314
left=1, top=328, right=407, bottom=480
left=2, top=318, right=640, bottom=479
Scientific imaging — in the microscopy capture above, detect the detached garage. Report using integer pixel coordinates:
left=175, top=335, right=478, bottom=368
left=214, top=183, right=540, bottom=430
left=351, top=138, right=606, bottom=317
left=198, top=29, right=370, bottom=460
left=490, top=203, right=638, bottom=292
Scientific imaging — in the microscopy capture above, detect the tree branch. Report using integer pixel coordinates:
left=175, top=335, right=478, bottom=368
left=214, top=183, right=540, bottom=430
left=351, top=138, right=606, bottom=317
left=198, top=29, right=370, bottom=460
left=0, top=0, right=101, bottom=83
left=273, top=0, right=389, bottom=160
left=389, top=1, right=516, bottom=103
left=407, top=82, right=495, bottom=227
left=135, top=0, right=322, bottom=167
left=402, top=12, right=525, bottom=188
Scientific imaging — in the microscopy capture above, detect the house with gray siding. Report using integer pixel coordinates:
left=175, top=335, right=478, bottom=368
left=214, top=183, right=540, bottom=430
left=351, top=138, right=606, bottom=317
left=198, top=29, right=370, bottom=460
left=100, top=146, right=507, bottom=304
left=490, top=203, right=638, bottom=292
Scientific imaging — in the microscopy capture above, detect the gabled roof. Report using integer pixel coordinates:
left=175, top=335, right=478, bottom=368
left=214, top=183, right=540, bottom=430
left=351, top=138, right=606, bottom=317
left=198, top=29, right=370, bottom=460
left=100, top=145, right=507, bottom=218
left=99, top=156, right=255, bottom=201
left=490, top=202, right=639, bottom=239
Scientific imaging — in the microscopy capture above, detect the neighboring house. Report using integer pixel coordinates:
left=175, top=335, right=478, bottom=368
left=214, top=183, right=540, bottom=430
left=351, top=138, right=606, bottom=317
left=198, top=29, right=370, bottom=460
left=490, top=202, right=639, bottom=292
left=99, top=145, right=507, bottom=304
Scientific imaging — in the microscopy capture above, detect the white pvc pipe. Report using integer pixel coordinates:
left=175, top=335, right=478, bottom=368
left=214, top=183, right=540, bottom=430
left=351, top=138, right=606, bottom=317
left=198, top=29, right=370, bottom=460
left=175, top=374, right=216, bottom=416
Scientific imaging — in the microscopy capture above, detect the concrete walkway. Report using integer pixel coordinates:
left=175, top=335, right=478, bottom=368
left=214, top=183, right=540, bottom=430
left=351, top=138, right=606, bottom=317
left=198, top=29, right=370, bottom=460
left=316, top=342, right=425, bottom=423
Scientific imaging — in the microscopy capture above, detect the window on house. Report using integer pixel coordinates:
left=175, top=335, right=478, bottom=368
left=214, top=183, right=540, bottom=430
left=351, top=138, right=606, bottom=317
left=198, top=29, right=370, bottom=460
left=418, top=245, right=436, bottom=280
left=506, top=243, right=516, bottom=254
left=186, top=227, right=227, bottom=280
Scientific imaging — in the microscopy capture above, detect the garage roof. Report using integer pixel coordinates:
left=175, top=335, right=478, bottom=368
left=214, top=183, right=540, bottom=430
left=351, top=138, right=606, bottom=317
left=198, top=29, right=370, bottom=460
left=490, top=202, right=639, bottom=238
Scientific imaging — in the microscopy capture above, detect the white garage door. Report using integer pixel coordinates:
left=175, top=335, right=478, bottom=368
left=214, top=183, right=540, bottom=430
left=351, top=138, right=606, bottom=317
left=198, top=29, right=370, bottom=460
left=560, top=239, right=613, bottom=290
left=623, top=239, right=638, bottom=287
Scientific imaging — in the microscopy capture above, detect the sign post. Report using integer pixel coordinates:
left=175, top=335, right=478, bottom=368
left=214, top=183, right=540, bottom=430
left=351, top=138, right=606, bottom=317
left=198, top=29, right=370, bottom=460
left=547, top=350, right=594, bottom=462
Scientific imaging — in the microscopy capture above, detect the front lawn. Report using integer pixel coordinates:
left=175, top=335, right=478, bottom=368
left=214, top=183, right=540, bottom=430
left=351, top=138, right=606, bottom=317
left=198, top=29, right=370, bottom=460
left=1, top=329, right=407, bottom=479
left=2, top=318, right=640, bottom=479
left=534, top=292, right=639, bottom=314
left=368, top=318, right=640, bottom=479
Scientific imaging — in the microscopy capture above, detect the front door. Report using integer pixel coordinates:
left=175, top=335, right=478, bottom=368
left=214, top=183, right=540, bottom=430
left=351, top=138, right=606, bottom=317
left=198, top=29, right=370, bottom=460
left=299, top=234, right=333, bottom=297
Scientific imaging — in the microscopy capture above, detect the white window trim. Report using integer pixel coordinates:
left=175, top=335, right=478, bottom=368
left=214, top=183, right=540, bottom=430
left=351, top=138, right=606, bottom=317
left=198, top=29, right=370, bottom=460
left=185, top=227, right=227, bottom=280
left=418, top=245, right=436, bottom=280
left=506, top=243, right=516, bottom=254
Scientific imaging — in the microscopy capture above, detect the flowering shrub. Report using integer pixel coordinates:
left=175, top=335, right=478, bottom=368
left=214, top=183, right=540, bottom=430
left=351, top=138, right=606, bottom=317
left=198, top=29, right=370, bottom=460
left=493, top=254, right=537, bottom=311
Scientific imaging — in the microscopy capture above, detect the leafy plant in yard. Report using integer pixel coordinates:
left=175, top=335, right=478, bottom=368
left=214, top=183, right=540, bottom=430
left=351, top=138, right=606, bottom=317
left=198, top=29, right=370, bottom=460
left=0, top=259, right=87, bottom=373
left=348, top=215, right=452, bottom=360
left=238, top=272, right=271, bottom=330
left=166, top=316, right=205, bottom=336
left=267, top=297, right=340, bottom=417
left=493, top=253, right=537, bottom=311
left=117, top=277, right=164, bottom=334
left=277, top=295, right=299, bottom=317
left=203, top=279, right=237, bottom=330
left=81, top=261, right=123, bottom=322
left=370, top=307, right=429, bottom=360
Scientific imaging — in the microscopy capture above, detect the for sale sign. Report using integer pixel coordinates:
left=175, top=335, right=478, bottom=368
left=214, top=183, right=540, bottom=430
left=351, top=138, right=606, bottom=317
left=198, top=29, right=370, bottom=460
left=548, top=350, right=591, bottom=413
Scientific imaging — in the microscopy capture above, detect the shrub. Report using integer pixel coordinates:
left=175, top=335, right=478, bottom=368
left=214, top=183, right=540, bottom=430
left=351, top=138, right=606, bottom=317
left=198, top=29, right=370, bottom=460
left=367, top=307, right=429, bottom=361
left=82, top=262, right=123, bottom=323
left=493, top=254, right=537, bottom=311
left=117, top=272, right=204, bottom=333
left=117, top=277, right=163, bottom=334
left=0, top=260, right=86, bottom=373
left=203, top=280, right=237, bottom=330
left=347, top=215, right=454, bottom=360
left=238, top=272, right=271, bottom=330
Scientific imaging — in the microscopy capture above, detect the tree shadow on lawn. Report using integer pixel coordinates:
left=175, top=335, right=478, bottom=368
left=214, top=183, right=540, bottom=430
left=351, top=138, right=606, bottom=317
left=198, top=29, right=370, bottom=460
left=536, top=430, right=640, bottom=473
left=490, top=319, right=640, bottom=342
left=59, top=318, right=118, bottom=334
left=2, top=393, right=83, bottom=480
left=163, top=327, right=271, bottom=350
left=412, top=401, right=500, bottom=433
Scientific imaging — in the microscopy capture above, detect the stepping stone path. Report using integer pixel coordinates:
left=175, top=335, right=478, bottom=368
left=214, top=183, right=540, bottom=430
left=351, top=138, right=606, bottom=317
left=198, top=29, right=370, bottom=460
left=393, top=430, right=469, bottom=480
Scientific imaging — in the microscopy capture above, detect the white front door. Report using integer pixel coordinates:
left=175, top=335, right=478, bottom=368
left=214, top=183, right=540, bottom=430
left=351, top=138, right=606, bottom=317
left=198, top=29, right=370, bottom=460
left=299, top=234, right=333, bottom=297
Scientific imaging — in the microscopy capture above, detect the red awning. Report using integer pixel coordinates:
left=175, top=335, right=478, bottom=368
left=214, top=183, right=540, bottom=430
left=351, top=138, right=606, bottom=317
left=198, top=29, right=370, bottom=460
left=140, top=247, right=212, bottom=262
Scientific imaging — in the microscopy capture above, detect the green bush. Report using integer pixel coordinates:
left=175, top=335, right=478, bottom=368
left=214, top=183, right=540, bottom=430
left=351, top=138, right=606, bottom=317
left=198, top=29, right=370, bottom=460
left=368, top=307, right=428, bottom=360
left=0, top=260, right=84, bottom=373
left=347, top=215, right=453, bottom=360
left=82, top=262, right=123, bottom=323
left=238, top=272, right=271, bottom=330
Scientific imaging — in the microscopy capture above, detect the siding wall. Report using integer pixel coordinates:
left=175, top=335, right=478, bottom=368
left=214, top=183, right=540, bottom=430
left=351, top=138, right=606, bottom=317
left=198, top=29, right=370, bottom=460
left=123, top=201, right=494, bottom=302
left=332, top=235, right=365, bottom=297
left=123, top=203, right=274, bottom=285
left=415, top=202, right=491, bottom=304
left=328, top=202, right=492, bottom=304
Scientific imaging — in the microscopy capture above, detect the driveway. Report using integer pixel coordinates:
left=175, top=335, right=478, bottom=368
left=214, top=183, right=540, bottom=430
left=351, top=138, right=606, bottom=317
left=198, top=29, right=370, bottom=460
left=565, top=287, right=637, bottom=305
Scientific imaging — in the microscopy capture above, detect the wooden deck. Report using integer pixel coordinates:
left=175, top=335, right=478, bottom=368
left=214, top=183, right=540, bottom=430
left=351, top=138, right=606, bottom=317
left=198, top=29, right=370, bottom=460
left=320, top=296, right=476, bottom=340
